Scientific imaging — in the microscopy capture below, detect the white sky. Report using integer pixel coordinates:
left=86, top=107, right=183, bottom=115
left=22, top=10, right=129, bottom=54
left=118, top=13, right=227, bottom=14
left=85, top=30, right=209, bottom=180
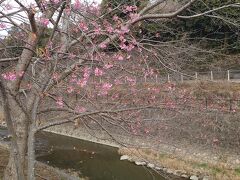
left=0, top=0, right=102, bottom=37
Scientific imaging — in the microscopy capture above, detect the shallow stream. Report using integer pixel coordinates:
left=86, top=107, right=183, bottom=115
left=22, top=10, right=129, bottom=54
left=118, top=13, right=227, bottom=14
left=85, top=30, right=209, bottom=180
left=0, top=126, right=179, bottom=180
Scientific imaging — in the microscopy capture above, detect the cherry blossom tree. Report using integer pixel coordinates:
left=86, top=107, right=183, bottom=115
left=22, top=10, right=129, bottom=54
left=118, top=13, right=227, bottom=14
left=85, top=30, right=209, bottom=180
left=0, top=0, right=239, bottom=179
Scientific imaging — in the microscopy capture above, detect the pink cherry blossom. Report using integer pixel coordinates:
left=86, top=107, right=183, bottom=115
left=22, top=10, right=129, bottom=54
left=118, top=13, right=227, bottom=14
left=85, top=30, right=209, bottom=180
left=126, top=44, right=134, bottom=51
left=151, top=87, right=160, bottom=94
left=117, top=55, right=124, bottom=61
left=114, top=78, right=122, bottom=85
left=99, top=43, right=107, bottom=49
left=94, top=26, right=101, bottom=35
left=129, top=13, right=140, bottom=21
left=111, top=93, right=119, bottom=100
left=166, top=101, right=175, bottom=109
left=123, top=5, right=137, bottom=13
left=126, top=76, right=136, bottom=86
left=167, top=83, right=176, bottom=91
left=120, top=26, right=129, bottom=34
left=144, top=128, right=150, bottom=134
left=67, top=86, right=74, bottom=93
left=52, top=73, right=59, bottom=81
left=155, top=33, right=160, bottom=37
left=17, top=71, right=24, bottom=77
left=70, top=74, right=77, bottom=83
left=56, top=97, right=64, bottom=108
left=77, top=79, right=88, bottom=87
left=79, top=21, right=88, bottom=32
left=73, top=0, right=81, bottom=10
left=52, top=0, right=60, bottom=5
left=125, top=6, right=133, bottom=12
left=94, top=68, right=104, bottom=76
left=113, top=15, right=119, bottom=21
left=88, top=4, right=100, bottom=15
left=104, top=64, right=113, bottom=69
left=0, top=23, right=7, bottom=29
left=2, top=72, right=16, bottom=81
left=83, top=67, right=91, bottom=79
left=69, top=53, right=76, bottom=59
left=75, top=106, right=86, bottom=113
left=106, top=25, right=114, bottom=33
left=4, top=4, right=12, bottom=10
left=27, top=83, right=32, bottom=90
left=119, top=35, right=126, bottom=42
left=65, top=8, right=71, bottom=15
left=99, top=83, right=112, bottom=95
left=132, top=38, right=138, bottom=45
left=120, top=43, right=134, bottom=52
left=39, top=18, right=49, bottom=27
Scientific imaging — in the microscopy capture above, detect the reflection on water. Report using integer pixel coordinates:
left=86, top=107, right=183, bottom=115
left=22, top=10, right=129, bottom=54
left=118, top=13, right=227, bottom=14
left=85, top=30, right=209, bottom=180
left=37, top=132, right=166, bottom=180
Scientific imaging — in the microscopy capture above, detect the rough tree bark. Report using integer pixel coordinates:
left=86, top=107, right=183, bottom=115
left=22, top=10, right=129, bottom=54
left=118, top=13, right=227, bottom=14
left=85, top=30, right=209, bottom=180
left=0, top=80, right=26, bottom=180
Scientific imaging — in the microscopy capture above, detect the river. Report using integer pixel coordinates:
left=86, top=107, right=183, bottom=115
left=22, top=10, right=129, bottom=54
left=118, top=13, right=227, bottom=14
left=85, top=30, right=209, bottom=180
left=0, top=127, right=179, bottom=180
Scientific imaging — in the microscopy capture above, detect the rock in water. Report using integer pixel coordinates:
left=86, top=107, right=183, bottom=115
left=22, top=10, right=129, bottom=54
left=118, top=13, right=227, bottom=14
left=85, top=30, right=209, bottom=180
left=120, top=155, right=129, bottom=160
left=147, top=163, right=155, bottom=168
left=190, top=175, right=198, bottom=180
left=135, top=161, right=146, bottom=166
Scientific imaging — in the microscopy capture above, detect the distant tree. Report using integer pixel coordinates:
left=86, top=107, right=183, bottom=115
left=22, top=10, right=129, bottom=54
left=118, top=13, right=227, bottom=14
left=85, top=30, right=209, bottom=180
left=100, top=0, right=149, bottom=19
left=173, top=0, right=240, bottom=53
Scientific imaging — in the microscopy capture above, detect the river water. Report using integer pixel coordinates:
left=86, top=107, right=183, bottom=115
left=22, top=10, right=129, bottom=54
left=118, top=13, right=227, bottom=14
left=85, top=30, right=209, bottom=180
left=0, top=127, right=178, bottom=180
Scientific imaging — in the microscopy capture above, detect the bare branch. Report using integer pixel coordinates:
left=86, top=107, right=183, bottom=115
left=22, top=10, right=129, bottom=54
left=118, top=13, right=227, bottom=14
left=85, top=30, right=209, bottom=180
left=178, top=3, right=240, bottom=19
left=0, top=9, right=24, bottom=18
left=49, top=1, right=66, bottom=41
left=132, top=0, right=197, bottom=24
left=28, top=10, right=37, bottom=34
left=139, top=0, right=166, bottom=15
left=37, top=119, right=74, bottom=131
left=0, top=57, right=19, bottom=63
left=0, top=11, right=28, bottom=34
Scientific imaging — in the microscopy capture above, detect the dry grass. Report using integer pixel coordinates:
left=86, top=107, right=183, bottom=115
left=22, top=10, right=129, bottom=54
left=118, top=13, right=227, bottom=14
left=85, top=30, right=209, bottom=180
left=178, top=81, right=240, bottom=98
left=119, top=147, right=240, bottom=180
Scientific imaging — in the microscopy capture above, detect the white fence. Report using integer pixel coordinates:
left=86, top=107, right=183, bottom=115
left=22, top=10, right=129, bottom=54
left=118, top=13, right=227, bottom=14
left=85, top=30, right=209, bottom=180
left=136, top=70, right=240, bottom=83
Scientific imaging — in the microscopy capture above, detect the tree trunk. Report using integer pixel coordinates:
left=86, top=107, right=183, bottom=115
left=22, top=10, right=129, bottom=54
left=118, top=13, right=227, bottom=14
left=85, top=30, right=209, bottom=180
left=3, top=150, right=24, bottom=180
left=3, top=117, right=28, bottom=180
left=27, top=125, right=35, bottom=180
left=3, top=96, right=29, bottom=180
left=0, top=80, right=27, bottom=180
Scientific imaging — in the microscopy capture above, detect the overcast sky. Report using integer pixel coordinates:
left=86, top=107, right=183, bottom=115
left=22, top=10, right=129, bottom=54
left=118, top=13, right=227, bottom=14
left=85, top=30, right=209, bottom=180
left=0, top=0, right=102, bottom=37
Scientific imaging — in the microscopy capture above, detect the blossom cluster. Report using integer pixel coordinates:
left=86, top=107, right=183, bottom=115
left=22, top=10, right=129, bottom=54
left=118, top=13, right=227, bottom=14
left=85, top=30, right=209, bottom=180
left=1, top=71, right=24, bottom=81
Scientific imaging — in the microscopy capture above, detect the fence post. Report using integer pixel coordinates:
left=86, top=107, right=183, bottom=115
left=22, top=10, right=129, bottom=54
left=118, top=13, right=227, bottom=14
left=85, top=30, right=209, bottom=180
left=210, top=71, right=213, bottom=80
left=205, top=98, right=208, bottom=110
left=195, top=72, right=198, bottom=80
left=230, top=99, right=232, bottom=111
left=227, top=70, right=230, bottom=81
left=181, top=74, right=183, bottom=83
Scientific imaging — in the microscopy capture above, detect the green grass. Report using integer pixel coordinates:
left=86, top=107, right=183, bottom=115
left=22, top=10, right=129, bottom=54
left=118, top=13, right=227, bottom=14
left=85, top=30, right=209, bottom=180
left=234, top=167, right=240, bottom=176
left=195, top=163, right=208, bottom=169
left=158, top=153, right=167, bottom=159
left=212, top=167, right=223, bottom=176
